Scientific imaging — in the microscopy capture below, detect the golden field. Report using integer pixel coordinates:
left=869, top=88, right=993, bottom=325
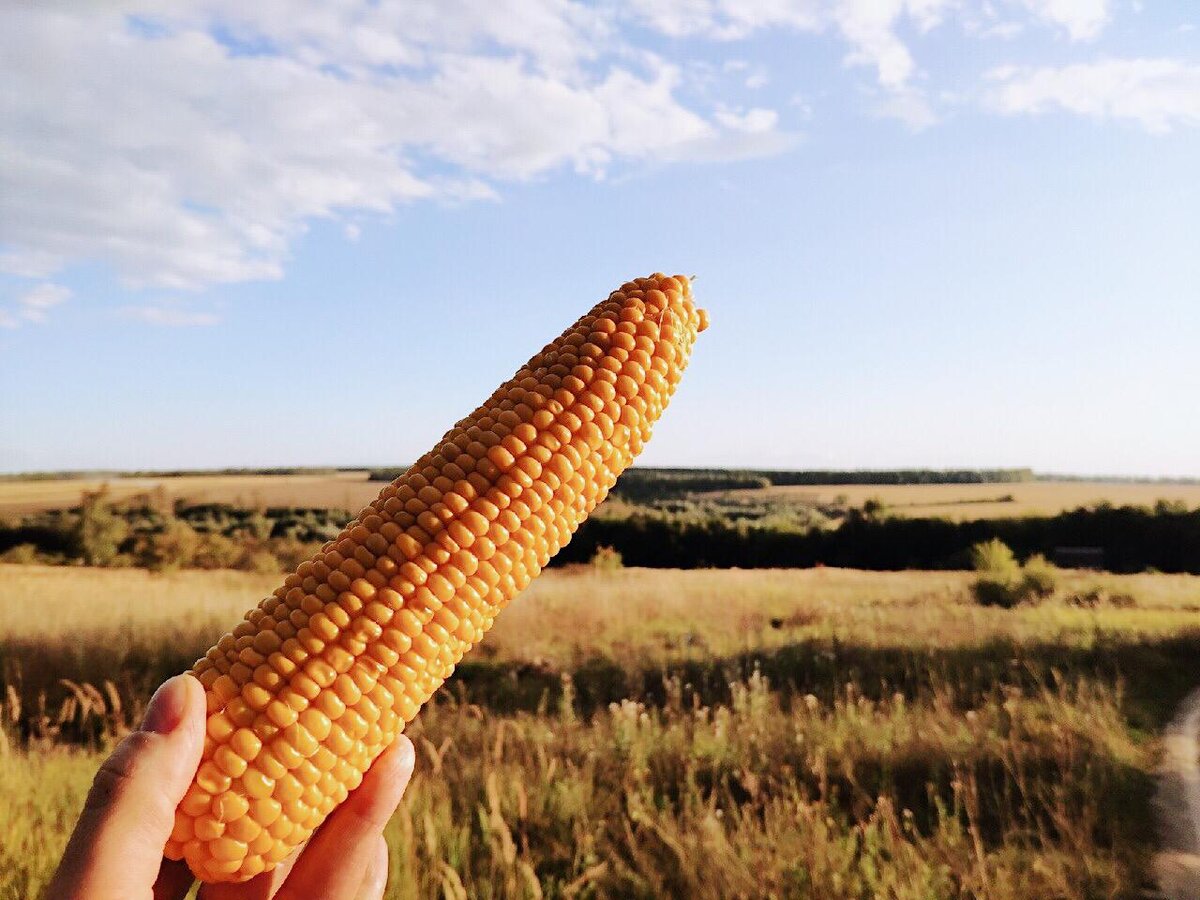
left=4, top=472, right=1199, bottom=520
left=716, top=480, right=1200, bottom=520
left=3, top=564, right=1200, bottom=898
left=0, top=471, right=378, bottom=516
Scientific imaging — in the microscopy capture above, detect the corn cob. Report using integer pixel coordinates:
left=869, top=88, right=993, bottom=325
left=166, top=273, right=707, bottom=882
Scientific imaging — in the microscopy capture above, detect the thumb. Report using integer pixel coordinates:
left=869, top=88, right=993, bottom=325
left=48, top=674, right=206, bottom=899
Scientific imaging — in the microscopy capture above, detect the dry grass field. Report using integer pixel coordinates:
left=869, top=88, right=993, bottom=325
left=0, top=471, right=378, bottom=516
left=4, top=564, right=1200, bottom=897
left=716, top=480, right=1200, bottom=520
left=4, top=473, right=1199, bottom=520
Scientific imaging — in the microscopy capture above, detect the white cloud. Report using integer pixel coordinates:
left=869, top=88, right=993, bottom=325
left=987, top=58, right=1200, bottom=132
left=979, top=20, right=1026, bottom=39
left=628, top=1, right=952, bottom=92
left=1, top=282, right=73, bottom=327
left=0, top=2, right=791, bottom=292
left=714, top=106, right=780, bottom=133
left=873, top=87, right=940, bottom=130
left=723, top=59, right=770, bottom=89
left=627, top=0, right=1121, bottom=132
left=789, top=92, right=816, bottom=120
left=18, top=283, right=72, bottom=317
left=0, top=282, right=70, bottom=328
left=832, top=0, right=955, bottom=90
left=0, top=0, right=1148, bottom=301
left=118, top=304, right=221, bottom=326
left=624, top=0, right=824, bottom=40
left=628, top=0, right=950, bottom=126
left=967, top=0, right=1110, bottom=40
left=1018, top=0, right=1111, bottom=40
left=831, top=1, right=953, bottom=129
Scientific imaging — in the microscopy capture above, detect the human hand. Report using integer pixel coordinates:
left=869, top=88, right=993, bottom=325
left=47, top=673, right=415, bottom=900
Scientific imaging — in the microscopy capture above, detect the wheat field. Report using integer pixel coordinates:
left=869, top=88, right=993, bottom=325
left=3, top=564, right=1200, bottom=898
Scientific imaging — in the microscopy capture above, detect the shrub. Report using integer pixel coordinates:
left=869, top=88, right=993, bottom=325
left=268, top=537, right=323, bottom=572
left=245, top=549, right=282, bottom=575
left=972, top=575, right=1022, bottom=609
left=969, top=539, right=1018, bottom=576
left=244, top=513, right=273, bottom=541
left=1066, top=587, right=1104, bottom=609
left=75, top=489, right=129, bottom=566
left=191, top=533, right=242, bottom=570
left=861, top=497, right=888, bottom=518
left=0, top=543, right=39, bottom=564
left=968, top=540, right=1061, bottom=608
left=136, top=520, right=201, bottom=572
left=1066, top=587, right=1138, bottom=609
left=590, top=545, right=624, bottom=571
left=1019, top=554, right=1059, bottom=600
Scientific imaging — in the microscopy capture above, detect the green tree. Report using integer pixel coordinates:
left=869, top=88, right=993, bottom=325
left=969, top=538, right=1018, bottom=575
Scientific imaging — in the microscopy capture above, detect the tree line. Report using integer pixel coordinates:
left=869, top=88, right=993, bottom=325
left=551, top=503, right=1200, bottom=574
left=4, top=494, right=1197, bottom=575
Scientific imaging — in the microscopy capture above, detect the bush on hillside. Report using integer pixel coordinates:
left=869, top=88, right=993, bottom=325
left=590, top=545, right=624, bottom=571
left=970, top=538, right=1019, bottom=576
left=1019, top=553, right=1060, bottom=600
left=0, top=543, right=40, bottom=564
left=75, top=489, right=129, bottom=566
left=972, top=575, right=1023, bottom=609
left=970, top=540, right=1059, bottom=608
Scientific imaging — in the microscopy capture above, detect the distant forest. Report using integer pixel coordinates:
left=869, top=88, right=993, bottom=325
left=366, top=467, right=1040, bottom=492
left=605, top=468, right=1036, bottom=501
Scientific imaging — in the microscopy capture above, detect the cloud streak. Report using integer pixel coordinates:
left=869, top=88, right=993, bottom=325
left=117, top=304, right=221, bottom=326
left=1018, top=0, right=1112, bottom=41
left=1, top=282, right=72, bottom=328
left=987, top=58, right=1200, bottom=132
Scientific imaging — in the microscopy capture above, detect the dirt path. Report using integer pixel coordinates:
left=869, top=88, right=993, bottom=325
left=1154, top=687, right=1200, bottom=898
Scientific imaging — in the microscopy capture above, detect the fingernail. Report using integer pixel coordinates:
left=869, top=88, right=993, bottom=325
left=393, top=736, right=416, bottom=786
left=142, top=674, right=191, bottom=735
left=396, top=735, right=415, bottom=769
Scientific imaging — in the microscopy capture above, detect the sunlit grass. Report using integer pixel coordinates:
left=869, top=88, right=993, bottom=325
left=3, top=564, right=1199, bottom=897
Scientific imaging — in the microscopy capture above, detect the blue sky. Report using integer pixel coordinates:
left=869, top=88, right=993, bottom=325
left=1, top=1, right=1198, bottom=476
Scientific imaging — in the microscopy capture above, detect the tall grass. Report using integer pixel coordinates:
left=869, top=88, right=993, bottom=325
left=2, top=564, right=1199, bottom=897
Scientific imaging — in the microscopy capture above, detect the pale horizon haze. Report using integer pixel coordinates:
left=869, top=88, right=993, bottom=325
left=2, top=1, right=1198, bottom=478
